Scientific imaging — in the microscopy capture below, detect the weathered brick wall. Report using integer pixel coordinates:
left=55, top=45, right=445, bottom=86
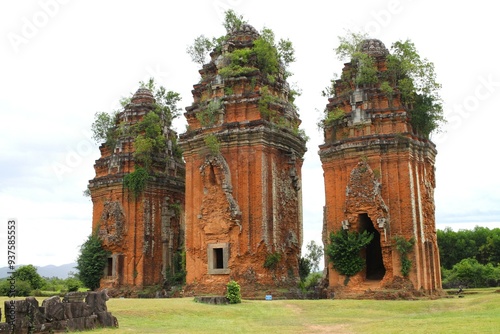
left=319, top=39, right=441, bottom=294
left=180, top=24, right=307, bottom=296
left=89, top=88, right=185, bottom=293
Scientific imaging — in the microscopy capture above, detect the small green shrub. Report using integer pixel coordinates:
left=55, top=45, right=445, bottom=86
left=66, top=278, right=82, bottom=292
left=321, top=107, right=345, bottom=129
left=264, top=252, right=282, bottom=271
left=124, top=167, right=150, bottom=197
left=326, top=229, right=373, bottom=281
left=393, top=235, right=415, bottom=277
left=204, top=134, right=220, bottom=154
left=226, top=280, right=241, bottom=304
left=196, top=100, right=221, bottom=127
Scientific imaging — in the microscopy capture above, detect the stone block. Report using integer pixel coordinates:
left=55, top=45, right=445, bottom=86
left=95, top=312, right=118, bottom=327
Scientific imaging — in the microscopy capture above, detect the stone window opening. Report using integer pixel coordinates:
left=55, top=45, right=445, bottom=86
left=105, top=256, right=115, bottom=277
left=208, top=243, right=230, bottom=274
left=214, top=248, right=224, bottom=269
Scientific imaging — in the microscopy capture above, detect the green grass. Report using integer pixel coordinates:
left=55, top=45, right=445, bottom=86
left=2, top=289, right=499, bottom=333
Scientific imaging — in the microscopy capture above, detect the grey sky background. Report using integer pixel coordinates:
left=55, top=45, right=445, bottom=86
left=1, top=0, right=499, bottom=267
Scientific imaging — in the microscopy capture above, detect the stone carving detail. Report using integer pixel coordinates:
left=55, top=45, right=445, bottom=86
left=199, top=154, right=242, bottom=228
left=98, top=201, right=125, bottom=246
left=345, top=161, right=389, bottom=224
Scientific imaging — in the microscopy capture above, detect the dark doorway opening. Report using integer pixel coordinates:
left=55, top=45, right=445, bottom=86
left=359, top=213, right=385, bottom=280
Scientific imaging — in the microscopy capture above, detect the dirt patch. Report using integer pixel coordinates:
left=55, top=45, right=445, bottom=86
left=306, top=324, right=353, bottom=333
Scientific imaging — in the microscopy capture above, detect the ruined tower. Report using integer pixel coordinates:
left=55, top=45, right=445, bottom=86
left=89, top=88, right=185, bottom=293
left=180, top=24, right=307, bottom=296
left=319, top=39, right=441, bottom=293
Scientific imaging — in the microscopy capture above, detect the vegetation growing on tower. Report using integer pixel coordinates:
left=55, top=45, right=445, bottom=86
left=90, top=78, right=182, bottom=196
left=186, top=10, right=307, bottom=142
left=322, top=31, right=445, bottom=138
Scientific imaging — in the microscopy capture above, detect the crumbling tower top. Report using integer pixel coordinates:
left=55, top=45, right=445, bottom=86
left=131, top=87, right=155, bottom=104
left=359, top=38, right=389, bottom=57
left=227, top=23, right=260, bottom=42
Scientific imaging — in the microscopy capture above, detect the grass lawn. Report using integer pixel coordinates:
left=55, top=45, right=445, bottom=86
left=1, top=289, right=499, bottom=333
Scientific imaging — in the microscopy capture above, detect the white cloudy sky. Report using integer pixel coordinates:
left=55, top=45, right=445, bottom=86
left=1, top=0, right=499, bottom=267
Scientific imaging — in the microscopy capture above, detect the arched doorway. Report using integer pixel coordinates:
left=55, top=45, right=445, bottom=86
left=359, top=213, right=385, bottom=280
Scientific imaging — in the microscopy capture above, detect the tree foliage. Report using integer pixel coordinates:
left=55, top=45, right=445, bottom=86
left=305, top=240, right=323, bottom=273
left=326, top=229, right=373, bottom=279
left=442, top=258, right=500, bottom=288
left=298, top=257, right=312, bottom=282
left=12, top=264, right=44, bottom=290
left=437, top=226, right=500, bottom=269
left=76, top=234, right=110, bottom=290
left=91, top=111, right=118, bottom=145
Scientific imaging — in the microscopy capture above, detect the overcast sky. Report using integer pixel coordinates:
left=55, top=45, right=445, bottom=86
left=1, top=0, right=499, bottom=267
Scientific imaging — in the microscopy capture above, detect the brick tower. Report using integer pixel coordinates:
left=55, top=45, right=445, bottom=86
left=89, top=87, right=185, bottom=293
left=319, top=39, right=441, bottom=293
left=180, top=24, right=307, bottom=296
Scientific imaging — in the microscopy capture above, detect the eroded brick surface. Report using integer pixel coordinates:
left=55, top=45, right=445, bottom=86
left=89, top=88, right=185, bottom=293
left=180, top=25, right=307, bottom=296
left=319, top=39, right=441, bottom=294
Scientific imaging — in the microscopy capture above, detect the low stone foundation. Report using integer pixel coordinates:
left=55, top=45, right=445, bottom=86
left=0, top=291, right=118, bottom=333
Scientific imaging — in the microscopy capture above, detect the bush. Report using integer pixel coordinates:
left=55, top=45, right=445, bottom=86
left=0, top=279, right=32, bottom=297
left=226, top=280, right=242, bottom=304
left=298, top=257, right=312, bottom=282
left=442, top=258, right=500, bottom=288
left=66, top=278, right=82, bottom=292
left=326, top=229, right=373, bottom=279
left=76, top=234, right=110, bottom=290
left=299, top=272, right=323, bottom=292
left=263, top=252, right=282, bottom=271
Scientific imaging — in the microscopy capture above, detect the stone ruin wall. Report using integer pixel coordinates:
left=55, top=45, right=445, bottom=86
left=0, top=291, right=117, bottom=333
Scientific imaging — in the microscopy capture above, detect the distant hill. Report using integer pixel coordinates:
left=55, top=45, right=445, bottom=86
left=0, top=263, right=77, bottom=279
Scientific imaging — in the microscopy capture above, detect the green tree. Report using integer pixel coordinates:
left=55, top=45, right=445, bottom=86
left=437, top=226, right=500, bottom=270
left=222, top=9, right=246, bottom=32
left=91, top=111, right=118, bottom=145
left=186, top=34, right=214, bottom=65
left=298, top=257, right=312, bottom=282
left=76, top=234, right=110, bottom=290
left=13, top=264, right=44, bottom=290
left=305, top=240, right=323, bottom=272
left=442, top=258, right=500, bottom=288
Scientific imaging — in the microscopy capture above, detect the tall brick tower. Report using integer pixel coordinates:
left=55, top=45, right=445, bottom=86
left=180, top=24, right=307, bottom=296
left=319, top=39, right=441, bottom=294
left=89, top=88, right=185, bottom=293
